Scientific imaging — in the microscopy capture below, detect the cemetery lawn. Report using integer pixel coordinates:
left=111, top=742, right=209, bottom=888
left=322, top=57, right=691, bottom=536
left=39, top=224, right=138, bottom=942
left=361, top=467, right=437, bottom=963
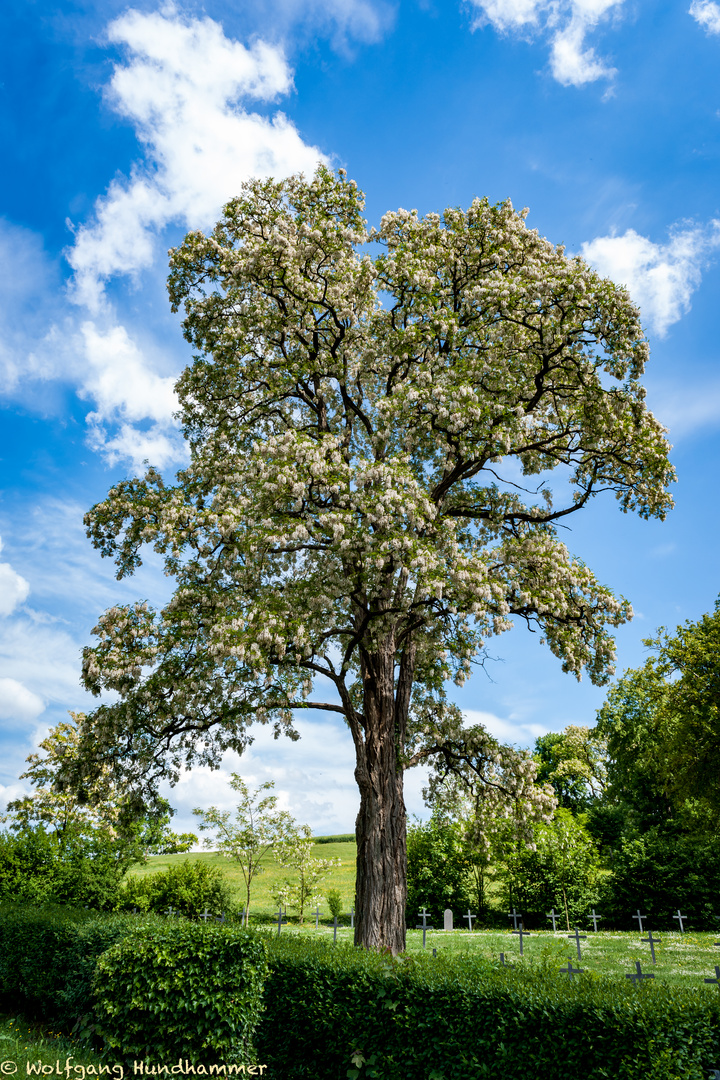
left=276, top=924, right=720, bottom=991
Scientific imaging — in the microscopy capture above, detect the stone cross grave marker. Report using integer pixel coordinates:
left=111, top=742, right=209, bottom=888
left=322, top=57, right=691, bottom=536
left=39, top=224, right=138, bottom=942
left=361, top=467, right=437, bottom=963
left=559, top=962, right=583, bottom=978
left=216, top=911, right=227, bottom=924
left=198, top=909, right=213, bottom=923
left=626, top=960, right=654, bottom=983
left=166, top=906, right=176, bottom=917
left=350, top=907, right=355, bottom=929
left=276, top=906, right=287, bottom=936
left=333, top=915, right=338, bottom=943
left=632, top=909, right=648, bottom=933
left=444, top=909, right=453, bottom=931
left=546, top=909, right=559, bottom=932
left=508, top=908, right=522, bottom=929
left=641, top=930, right=661, bottom=965
left=568, top=927, right=587, bottom=961
left=416, top=908, right=433, bottom=949
left=313, top=906, right=321, bottom=929
left=589, top=909, right=602, bottom=932
left=511, top=927, right=532, bottom=956
left=704, top=966, right=720, bottom=989
left=673, top=909, right=688, bottom=933
left=238, top=908, right=246, bottom=926
left=463, top=909, right=476, bottom=932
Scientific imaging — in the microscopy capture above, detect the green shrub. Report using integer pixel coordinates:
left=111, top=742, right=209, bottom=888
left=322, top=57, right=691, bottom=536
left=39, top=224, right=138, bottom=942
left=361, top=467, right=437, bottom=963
left=326, top=888, right=343, bottom=918
left=599, top=827, right=720, bottom=930
left=406, top=814, right=473, bottom=928
left=0, top=902, right=165, bottom=1026
left=256, top=935, right=720, bottom=1080
left=0, top=828, right=124, bottom=910
left=92, top=921, right=269, bottom=1065
left=115, top=858, right=233, bottom=917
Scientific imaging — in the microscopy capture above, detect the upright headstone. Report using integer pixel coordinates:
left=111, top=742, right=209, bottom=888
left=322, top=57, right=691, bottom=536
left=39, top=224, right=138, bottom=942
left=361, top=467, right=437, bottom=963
left=632, top=909, right=648, bottom=933
left=444, top=908, right=453, bottom=931
left=673, top=909, right=688, bottom=933
left=641, top=930, right=661, bottom=965
left=416, top=908, right=433, bottom=949
left=511, top=927, right=531, bottom=956
left=568, top=927, right=587, bottom=962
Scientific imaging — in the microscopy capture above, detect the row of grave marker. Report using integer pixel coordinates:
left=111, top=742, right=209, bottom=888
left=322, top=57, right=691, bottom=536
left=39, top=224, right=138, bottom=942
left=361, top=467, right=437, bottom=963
left=415, top=906, right=720, bottom=988
left=141, top=904, right=720, bottom=990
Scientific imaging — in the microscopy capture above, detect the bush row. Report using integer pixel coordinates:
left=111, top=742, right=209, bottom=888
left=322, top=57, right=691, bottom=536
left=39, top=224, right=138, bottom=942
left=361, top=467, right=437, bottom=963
left=2, top=904, right=720, bottom=1078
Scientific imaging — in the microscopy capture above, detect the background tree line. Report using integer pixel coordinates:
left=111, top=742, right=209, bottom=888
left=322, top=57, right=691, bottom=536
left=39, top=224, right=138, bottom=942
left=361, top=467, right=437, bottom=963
left=407, top=597, right=720, bottom=931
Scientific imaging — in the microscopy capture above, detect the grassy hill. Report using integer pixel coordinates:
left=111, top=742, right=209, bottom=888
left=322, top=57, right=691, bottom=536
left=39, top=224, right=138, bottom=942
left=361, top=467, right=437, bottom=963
left=128, top=837, right=358, bottom=918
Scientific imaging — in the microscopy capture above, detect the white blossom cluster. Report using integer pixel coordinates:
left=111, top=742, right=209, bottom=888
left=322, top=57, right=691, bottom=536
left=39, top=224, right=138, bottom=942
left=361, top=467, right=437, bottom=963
left=75, top=166, right=674, bottom=827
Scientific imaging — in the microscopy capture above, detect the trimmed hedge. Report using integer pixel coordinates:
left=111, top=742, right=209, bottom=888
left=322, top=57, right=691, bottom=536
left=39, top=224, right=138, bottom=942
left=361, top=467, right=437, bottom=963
left=0, top=902, right=166, bottom=1026
left=257, top=936, right=720, bottom=1080
left=92, top=921, right=268, bottom=1066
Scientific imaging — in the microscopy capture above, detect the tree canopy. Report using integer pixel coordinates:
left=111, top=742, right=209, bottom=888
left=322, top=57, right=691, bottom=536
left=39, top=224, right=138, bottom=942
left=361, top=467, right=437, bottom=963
left=65, top=166, right=674, bottom=950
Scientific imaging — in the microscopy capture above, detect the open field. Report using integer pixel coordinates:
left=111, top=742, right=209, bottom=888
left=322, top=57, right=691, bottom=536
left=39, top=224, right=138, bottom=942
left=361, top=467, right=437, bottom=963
left=129, top=839, right=359, bottom=917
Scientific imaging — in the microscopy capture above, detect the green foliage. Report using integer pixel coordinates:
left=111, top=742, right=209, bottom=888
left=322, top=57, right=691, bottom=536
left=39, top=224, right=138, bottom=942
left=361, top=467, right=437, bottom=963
left=115, top=859, right=233, bottom=918
left=497, top=809, right=600, bottom=929
left=599, top=827, right=720, bottom=930
left=406, top=814, right=473, bottom=927
left=597, top=598, right=720, bottom=825
left=533, top=726, right=607, bottom=814
left=314, top=834, right=355, bottom=844
left=256, top=933, right=720, bottom=1079
left=0, top=826, right=125, bottom=910
left=0, top=902, right=165, bottom=1027
left=326, top=888, right=343, bottom=918
left=92, top=922, right=268, bottom=1064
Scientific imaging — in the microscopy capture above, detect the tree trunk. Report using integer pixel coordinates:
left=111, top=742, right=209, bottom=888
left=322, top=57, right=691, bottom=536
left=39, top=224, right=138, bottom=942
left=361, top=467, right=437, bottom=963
left=353, top=640, right=408, bottom=954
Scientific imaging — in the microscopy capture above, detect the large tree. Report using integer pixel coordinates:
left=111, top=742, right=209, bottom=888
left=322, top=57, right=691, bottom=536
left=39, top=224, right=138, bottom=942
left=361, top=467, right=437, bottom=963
left=596, top=597, right=720, bottom=825
left=67, top=166, right=673, bottom=952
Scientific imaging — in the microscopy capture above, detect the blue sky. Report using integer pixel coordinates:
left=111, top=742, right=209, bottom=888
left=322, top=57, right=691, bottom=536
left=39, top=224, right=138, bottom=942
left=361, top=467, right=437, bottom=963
left=2, top=0, right=720, bottom=838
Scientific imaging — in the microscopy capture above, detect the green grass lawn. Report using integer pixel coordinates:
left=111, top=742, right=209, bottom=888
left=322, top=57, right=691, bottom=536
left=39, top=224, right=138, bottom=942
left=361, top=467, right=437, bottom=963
left=129, top=839, right=358, bottom=919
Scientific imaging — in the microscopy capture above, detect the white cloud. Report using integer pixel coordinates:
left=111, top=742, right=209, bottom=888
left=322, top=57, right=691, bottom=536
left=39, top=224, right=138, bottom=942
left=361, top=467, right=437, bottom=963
left=468, top=0, right=622, bottom=86
left=67, top=6, right=327, bottom=313
left=0, top=538, right=30, bottom=617
left=580, top=221, right=720, bottom=336
left=0, top=678, right=45, bottom=722
left=690, top=0, right=720, bottom=34
left=463, top=708, right=548, bottom=748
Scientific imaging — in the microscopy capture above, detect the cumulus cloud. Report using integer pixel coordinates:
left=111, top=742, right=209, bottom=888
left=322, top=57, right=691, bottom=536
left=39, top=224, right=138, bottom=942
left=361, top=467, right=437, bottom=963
left=580, top=221, right=720, bottom=336
left=67, top=6, right=327, bottom=313
left=0, top=678, right=45, bottom=722
left=0, top=539, right=30, bottom=616
left=690, top=0, right=720, bottom=34
left=468, top=0, right=622, bottom=86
